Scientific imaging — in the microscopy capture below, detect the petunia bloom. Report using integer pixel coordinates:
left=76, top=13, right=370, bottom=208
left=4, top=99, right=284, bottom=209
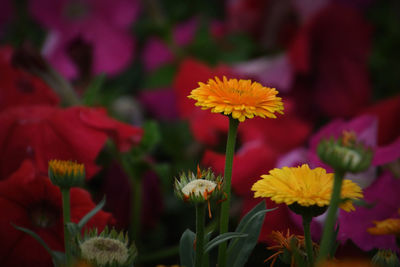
left=188, top=76, right=284, bottom=122
left=0, top=106, right=142, bottom=180
left=289, top=3, right=372, bottom=118
left=29, top=0, right=140, bottom=79
left=0, top=46, right=60, bottom=111
left=252, top=164, right=363, bottom=212
left=0, top=160, right=114, bottom=267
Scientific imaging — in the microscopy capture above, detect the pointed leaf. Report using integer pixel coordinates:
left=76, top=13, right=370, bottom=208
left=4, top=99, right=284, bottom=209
left=227, top=200, right=276, bottom=267
left=13, top=224, right=65, bottom=265
left=179, top=229, right=195, bottom=267
left=77, top=197, right=106, bottom=230
left=83, top=74, right=106, bottom=106
left=204, top=232, right=247, bottom=253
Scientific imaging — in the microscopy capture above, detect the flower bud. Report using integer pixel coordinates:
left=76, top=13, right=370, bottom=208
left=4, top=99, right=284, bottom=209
left=174, top=166, right=223, bottom=203
left=48, top=159, right=85, bottom=189
left=372, top=250, right=400, bottom=267
left=317, top=131, right=373, bottom=173
left=79, top=227, right=137, bottom=267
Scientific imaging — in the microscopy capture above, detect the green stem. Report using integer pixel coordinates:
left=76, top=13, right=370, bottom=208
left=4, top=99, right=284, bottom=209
left=217, top=117, right=239, bottom=267
left=317, top=171, right=344, bottom=262
left=130, top=177, right=143, bottom=243
left=61, top=188, right=72, bottom=266
left=195, top=203, right=206, bottom=267
left=302, top=215, right=314, bottom=266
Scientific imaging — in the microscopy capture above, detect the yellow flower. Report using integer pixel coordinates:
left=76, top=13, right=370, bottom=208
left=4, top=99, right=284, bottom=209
left=188, top=76, right=284, bottom=122
left=367, top=218, right=400, bottom=236
left=49, top=159, right=84, bottom=177
left=251, top=164, right=363, bottom=212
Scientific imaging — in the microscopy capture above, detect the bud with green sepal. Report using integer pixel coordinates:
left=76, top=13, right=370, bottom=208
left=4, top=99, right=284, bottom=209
left=48, top=159, right=85, bottom=189
left=372, top=250, right=400, bottom=267
left=174, top=165, right=224, bottom=204
left=79, top=227, right=137, bottom=267
left=317, top=130, right=373, bottom=173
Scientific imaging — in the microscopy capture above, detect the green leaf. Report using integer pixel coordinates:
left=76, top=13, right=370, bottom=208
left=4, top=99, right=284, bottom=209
left=204, top=232, right=247, bottom=253
left=77, top=197, right=106, bottom=229
left=138, top=120, right=161, bottom=153
left=179, top=229, right=195, bottom=267
left=291, top=238, right=307, bottom=267
left=12, top=224, right=65, bottom=266
left=66, top=222, right=80, bottom=237
left=83, top=74, right=106, bottom=106
left=227, top=200, right=276, bottom=267
left=143, top=65, right=177, bottom=88
left=329, top=225, right=340, bottom=257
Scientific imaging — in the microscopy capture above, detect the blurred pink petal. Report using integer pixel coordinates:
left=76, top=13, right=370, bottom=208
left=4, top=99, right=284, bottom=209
left=29, top=0, right=139, bottom=78
left=139, top=88, right=178, bottom=120
left=142, top=37, right=174, bottom=72
left=143, top=18, right=198, bottom=71
left=291, top=0, right=329, bottom=22
left=338, top=171, right=400, bottom=251
left=233, top=54, right=294, bottom=92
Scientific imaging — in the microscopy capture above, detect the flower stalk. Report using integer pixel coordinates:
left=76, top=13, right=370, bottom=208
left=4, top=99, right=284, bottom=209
left=302, top=214, right=314, bottom=266
left=317, top=171, right=345, bottom=262
left=61, top=188, right=72, bottom=266
left=195, top=202, right=206, bottom=267
left=217, top=116, right=239, bottom=267
left=131, top=177, right=142, bottom=243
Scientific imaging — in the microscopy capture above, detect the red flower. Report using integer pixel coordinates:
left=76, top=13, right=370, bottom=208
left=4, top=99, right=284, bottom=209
left=289, top=3, right=372, bottom=118
left=0, top=106, right=142, bottom=180
left=0, top=46, right=60, bottom=111
left=361, top=94, right=400, bottom=146
left=0, top=160, right=114, bottom=267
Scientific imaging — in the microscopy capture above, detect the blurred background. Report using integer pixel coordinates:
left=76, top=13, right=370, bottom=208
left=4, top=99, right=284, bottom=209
left=1, top=0, right=400, bottom=266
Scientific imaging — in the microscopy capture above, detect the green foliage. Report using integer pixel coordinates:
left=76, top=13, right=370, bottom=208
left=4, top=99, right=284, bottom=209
left=179, top=229, right=196, bottom=267
left=204, top=232, right=247, bottom=253
left=227, top=201, right=276, bottom=267
left=12, top=224, right=65, bottom=267
left=83, top=74, right=107, bottom=106
left=143, top=65, right=177, bottom=89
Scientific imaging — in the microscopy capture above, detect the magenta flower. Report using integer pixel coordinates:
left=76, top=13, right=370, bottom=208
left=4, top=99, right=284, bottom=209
left=29, top=0, right=140, bottom=79
left=142, top=18, right=198, bottom=71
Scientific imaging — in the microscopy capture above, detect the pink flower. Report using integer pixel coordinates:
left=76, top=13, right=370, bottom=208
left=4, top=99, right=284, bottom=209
left=232, top=54, right=294, bottom=93
left=138, top=88, right=178, bottom=120
left=29, top=0, right=140, bottom=79
left=142, top=18, right=198, bottom=71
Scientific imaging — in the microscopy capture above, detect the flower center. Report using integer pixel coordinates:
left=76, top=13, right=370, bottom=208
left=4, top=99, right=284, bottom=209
left=30, top=204, right=57, bottom=228
left=80, top=237, right=129, bottom=265
left=64, top=1, right=89, bottom=20
left=15, top=77, right=35, bottom=93
left=182, top=179, right=216, bottom=197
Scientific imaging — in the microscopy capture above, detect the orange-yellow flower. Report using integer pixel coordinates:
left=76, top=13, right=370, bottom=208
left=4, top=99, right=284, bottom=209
left=251, top=164, right=363, bottom=211
left=265, top=230, right=318, bottom=267
left=367, top=218, right=400, bottom=236
left=188, top=76, right=284, bottom=122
